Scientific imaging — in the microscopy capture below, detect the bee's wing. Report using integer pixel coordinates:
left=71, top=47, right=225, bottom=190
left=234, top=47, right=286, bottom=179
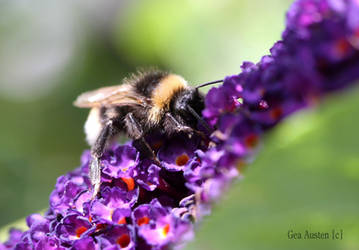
left=73, top=84, right=147, bottom=108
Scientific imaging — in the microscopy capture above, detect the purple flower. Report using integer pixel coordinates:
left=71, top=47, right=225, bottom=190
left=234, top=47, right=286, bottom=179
left=26, top=214, right=50, bottom=244
left=89, top=186, right=137, bottom=224
left=90, top=202, right=131, bottom=225
left=71, top=237, right=97, bottom=250
left=133, top=199, right=192, bottom=247
left=35, top=236, right=65, bottom=250
left=158, top=135, right=200, bottom=172
left=55, top=213, right=92, bottom=244
left=101, top=186, right=138, bottom=209
left=2, top=229, right=23, bottom=249
left=98, top=225, right=135, bottom=250
left=133, top=160, right=161, bottom=191
left=101, top=145, right=139, bottom=179
left=49, top=171, right=90, bottom=216
left=202, top=85, right=242, bottom=126
left=74, top=190, right=92, bottom=215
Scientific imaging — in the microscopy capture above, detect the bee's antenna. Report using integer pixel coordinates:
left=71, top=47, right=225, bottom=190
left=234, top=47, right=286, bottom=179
left=195, top=79, right=223, bottom=89
left=187, top=106, right=212, bottom=133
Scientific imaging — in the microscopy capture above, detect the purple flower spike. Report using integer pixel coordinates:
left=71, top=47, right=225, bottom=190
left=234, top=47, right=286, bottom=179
left=3, top=0, right=359, bottom=249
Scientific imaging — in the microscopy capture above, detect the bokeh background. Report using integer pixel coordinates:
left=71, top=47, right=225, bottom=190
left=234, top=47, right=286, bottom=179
left=0, top=0, right=358, bottom=249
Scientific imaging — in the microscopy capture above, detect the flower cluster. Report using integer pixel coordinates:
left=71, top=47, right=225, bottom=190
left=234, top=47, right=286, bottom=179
left=2, top=0, right=359, bottom=249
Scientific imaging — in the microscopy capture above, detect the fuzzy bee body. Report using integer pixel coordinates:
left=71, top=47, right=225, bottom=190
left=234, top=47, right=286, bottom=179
left=74, top=70, right=206, bottom=197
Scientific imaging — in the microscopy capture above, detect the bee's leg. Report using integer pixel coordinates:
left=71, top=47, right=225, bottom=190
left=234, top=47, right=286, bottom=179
left=164, top=113, right=192, bottom=134
left=124, top=113, right=160, bottom=165
left=123, top=113, right=143, bottom=140
left=90, top=120, right=114, bottom=198
left=89, top=156, right=101, bottom=199
left=133, top=138, right=161, bottom=166
left=164, top=113, right=206, bottom=138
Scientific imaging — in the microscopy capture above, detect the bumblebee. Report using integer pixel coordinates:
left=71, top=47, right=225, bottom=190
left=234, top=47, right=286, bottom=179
left=74, top=69, right=221, bottom=197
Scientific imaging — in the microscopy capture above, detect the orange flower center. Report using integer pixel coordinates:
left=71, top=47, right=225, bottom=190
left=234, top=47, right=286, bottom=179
left=175, top=153, right=189, bottom=166
left=75, top=226, right=88, bottom=238
left=244, top=134, right=259, bottom=148
left=335, top=38, right=351, bottom=56
left=118, top=217, right=127, bottom=225
left=270, top=107, right=283, bottom=120
left=152, top=141, right=163, bottom=151
left=121, top=177, right=135, bottom=191
left=161, top=224, right=170, bottom=238
left=116, top=234, right=131, bottom=248
left=96, top=223, right=107, bottom=231
left=137, top=216, right=150, bottom=226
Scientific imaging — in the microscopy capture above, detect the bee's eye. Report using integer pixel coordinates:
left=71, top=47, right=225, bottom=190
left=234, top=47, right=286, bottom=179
left=174, top=97, right=187, bottom=111
left=174, top=90, right=195, bottom=114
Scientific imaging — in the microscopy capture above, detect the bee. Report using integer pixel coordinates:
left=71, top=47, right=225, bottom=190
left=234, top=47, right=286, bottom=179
left=74, top=69, right=222, bottom=197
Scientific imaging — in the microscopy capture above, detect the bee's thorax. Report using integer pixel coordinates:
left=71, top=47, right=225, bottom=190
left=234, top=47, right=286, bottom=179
left=148, top=74, right=189, bottom=124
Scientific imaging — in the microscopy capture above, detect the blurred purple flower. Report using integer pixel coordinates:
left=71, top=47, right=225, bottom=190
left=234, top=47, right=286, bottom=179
left=35, top=236, right=65, bottom=250
left=1, top=229, right=23, bottom=249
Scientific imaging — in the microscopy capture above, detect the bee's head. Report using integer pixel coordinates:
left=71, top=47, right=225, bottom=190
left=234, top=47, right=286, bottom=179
left=171, top=88, right=205, bottom=126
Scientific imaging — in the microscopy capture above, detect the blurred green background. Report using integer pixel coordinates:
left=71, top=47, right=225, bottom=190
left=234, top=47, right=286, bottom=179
left=0, top=0, right=358, bottom=249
